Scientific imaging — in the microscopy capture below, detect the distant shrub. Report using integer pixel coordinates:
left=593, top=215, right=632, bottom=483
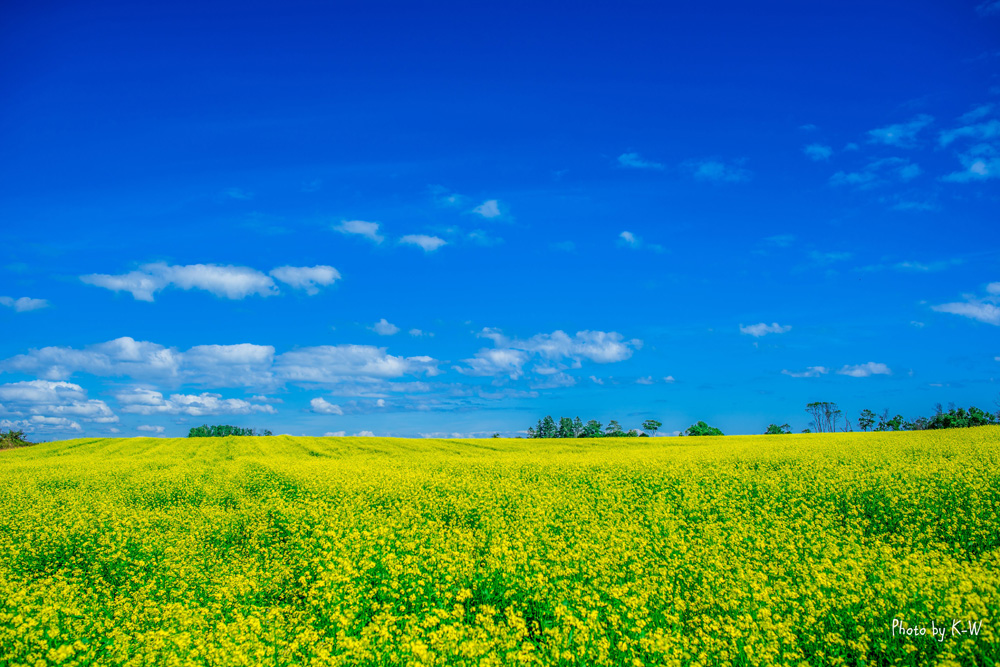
left=0, top=429, right=34, bottom=450
left=685, top=421, right=724, bottom=437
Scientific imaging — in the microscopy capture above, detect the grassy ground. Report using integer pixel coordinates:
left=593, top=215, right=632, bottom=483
left=1, top=429, right=998, bottom=666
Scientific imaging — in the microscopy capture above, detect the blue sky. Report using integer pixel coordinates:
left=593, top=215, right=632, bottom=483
left=1, top=0, right=998, bottom=438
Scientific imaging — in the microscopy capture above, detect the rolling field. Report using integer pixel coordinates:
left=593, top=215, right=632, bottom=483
left=1, top=429, right=998, bottom=667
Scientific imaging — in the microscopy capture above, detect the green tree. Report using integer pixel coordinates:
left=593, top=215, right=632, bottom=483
left=685, top=421, right=724, bottom=436
left=641, top=419, right=662, bottom=436
left=764, top=423, right=791, bottom=434
left=557, top=417, right=575, bottom=438
left=572, top=416, right=584, bottom=437
left=858, top=409, right=876, bottom=432
left=539, top=415, right=558, bottom=439
left=605, top=420, right=624, bottom=437
left=581, top=420, right=603, bottom=438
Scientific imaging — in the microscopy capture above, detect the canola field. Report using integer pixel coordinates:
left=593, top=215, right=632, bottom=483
left=1, top=429, right=998, bottom=667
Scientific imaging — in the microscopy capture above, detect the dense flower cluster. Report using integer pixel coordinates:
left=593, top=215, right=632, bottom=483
left=1, top=428, right=998, bottom=666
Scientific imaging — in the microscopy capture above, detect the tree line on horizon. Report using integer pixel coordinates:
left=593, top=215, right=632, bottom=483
left=524, top=416, right=724, bottom=438
left=799, top=401, right=999, bottom=433
left=523, top=400, right=999, bottom=439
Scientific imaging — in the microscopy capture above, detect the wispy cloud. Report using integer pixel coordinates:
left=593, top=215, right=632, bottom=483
left=740, top=322, right=791, bottom=337
left=335, top=219, right=384, bottom=243
left=618, top=231, right=664, bottom=252
left=0, top=296, right=49, bottom=312
left=941, top=146, right=1000, bottom=182
left=684, top=159, right=751, bottom=182
left=618, top=152, right=664, bottom=170
left=976, top=0, right=1000, bottom=16
left=837, top=362, right=892, bottom=377
left=781, top=366, right=828, bottom=378
left=471, top=200, right=501, bottom=218
left=866, top=114, right=933, bottom=147
left=399, top=234, right=447, bottom=252
left=932, top=283, right=1000, bottom=325
left=803, top=144, right=833, bottom=161
left=829, top=157, right=921, bottom=189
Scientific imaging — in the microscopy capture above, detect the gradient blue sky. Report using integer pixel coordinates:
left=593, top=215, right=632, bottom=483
left=2, top=0, right=999, bottom=438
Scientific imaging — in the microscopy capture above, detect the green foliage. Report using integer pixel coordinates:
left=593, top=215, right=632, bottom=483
left=0, top=429, right=34, bottom=449
left=605, top=420, right=624, bottom=437
left=685, top=421, right=724, bottom=437
left=764, top=423, right=791, bottom=435
left=858, top=409, right=876, bottom=432
left=557, top=417, right=576, bottom=439
left=581, top=420, right=603, bottom=438
left=641, top=419, right=662, bottom=436
left=187, top=425, right=273, bottom=438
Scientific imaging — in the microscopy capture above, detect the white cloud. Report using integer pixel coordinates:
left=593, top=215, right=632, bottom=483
left=618, top=153, right=664, bottom=170
left=116, top=388, right=277, bottom=416
left=323, top=431, right=346, bottom=437
left=310, top=397, right=343, bottom=415
left=740, top=322, right=792, bottom=337
left=0, top=380, right=118, bottom=423
left=0, top=296, right=49, bottom=312
left=685, top=159, right=751, bottom=182
left=867, top=114, right=933, bottom=147
left=137, top=425, right=164, bottom=433
left=81, top=263, right=278, bottom=301
left=1, top=416, right=81, bottom=433
left=355, top=430, right=376, bottom=437
left=275, top=345, right=441, bottom=383
left=409, top=328, right=432, bottom=337
left=663, top=375, right=676, bottom=383
left=472, top=200, right=501, bottom=218
left=932, top=301, right=1000, bottom=325
left=781, top=366, right=828, bottom=378
left=335, top=220, right=384, bottom=243
left=372, top=319, right=400, bottom=336
left=589, top=375, right=604, bottom=385
left=932, top=284, right=1000, bottom=325
left=457, top=329, right=641, bottom=379
left=456, top=348, right=531, bottom=379
left=1, top=338, right=439, bottom=389
left=269, top=266, right=341, bottom=295
left=399, top=235, right=447, bottom=252
left=837, top=362, right=892, bottom=378
left=803, top=144, right=832, bottom=161
left=636, top=376, right=654, bottom=385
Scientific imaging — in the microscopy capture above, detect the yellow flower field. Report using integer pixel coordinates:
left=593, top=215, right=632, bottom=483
left=1, top=428, right=998, bottom=666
